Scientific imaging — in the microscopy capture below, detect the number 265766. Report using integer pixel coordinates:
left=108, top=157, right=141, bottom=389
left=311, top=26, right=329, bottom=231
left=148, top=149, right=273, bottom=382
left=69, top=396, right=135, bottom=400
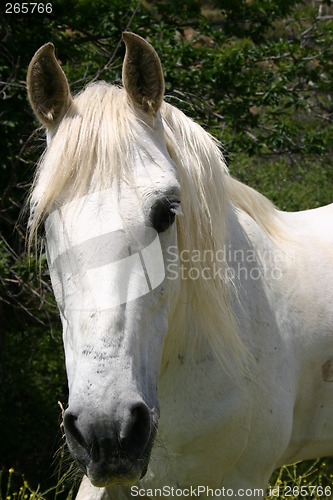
left=5, top=3, right=53, bottom=14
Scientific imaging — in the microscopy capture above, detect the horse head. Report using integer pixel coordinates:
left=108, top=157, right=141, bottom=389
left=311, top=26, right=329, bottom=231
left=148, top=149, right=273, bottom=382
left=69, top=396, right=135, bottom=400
left=27, top=33, right=181, bottom=487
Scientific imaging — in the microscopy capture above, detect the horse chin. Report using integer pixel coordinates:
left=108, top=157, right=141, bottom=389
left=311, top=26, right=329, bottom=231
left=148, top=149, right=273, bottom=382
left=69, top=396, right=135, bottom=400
left=87, top=458, right=149, bottom=488
left=86, top=435, right=154, bottom=488
left=88, top=470, right=141, bottom=488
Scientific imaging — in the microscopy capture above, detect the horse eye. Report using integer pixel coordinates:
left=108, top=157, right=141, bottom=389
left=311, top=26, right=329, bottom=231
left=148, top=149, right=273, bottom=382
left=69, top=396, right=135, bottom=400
left=150, top=196, right=180, bottom=233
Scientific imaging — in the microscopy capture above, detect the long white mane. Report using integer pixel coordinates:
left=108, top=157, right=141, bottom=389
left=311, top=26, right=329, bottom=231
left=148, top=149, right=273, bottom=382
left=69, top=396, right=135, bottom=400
left=29, top=81, right=283, bottom=372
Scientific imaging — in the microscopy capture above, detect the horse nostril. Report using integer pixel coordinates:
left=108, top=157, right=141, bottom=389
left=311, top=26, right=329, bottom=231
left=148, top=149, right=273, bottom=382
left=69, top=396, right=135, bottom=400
left=64, top=411, right=90, bottom=457
left=121, top=402, right=151, bottom=458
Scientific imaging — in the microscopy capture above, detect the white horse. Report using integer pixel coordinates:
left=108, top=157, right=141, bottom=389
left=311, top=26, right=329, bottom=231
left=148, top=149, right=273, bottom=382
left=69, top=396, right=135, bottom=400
left=27, top=33, right=333, bottom=499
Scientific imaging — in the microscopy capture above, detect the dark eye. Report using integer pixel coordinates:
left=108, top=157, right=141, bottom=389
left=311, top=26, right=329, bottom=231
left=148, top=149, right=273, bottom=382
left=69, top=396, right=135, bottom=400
left=150, top=195, right=180, bottom=233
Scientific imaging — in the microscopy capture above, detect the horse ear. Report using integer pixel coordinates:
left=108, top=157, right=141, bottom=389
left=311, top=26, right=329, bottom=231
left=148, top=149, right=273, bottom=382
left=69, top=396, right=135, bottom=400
left=122, top=32, right=165, bottom=116
left=27, top=43, right=72, bottom=128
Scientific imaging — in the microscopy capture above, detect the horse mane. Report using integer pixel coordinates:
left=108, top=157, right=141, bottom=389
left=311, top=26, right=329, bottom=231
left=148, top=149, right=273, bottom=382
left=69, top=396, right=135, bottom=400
left=161, top=103, right=283, bottom=372
left=29, top=81, right=283, bottom=374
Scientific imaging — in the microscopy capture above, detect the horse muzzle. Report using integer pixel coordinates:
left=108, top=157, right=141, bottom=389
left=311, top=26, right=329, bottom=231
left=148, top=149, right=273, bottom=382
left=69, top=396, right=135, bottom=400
left=63, top=401, right=158, bottom=487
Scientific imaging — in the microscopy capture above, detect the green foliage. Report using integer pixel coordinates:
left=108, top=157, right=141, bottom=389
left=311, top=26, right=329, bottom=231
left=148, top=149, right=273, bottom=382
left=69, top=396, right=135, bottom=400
left=0, top=0, right=332, bottom=495
left=212, top=0, right=299, bottom=41
left=0, top=463, right=78, bottom=499
left=267, top=460, right=333, bottom=499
